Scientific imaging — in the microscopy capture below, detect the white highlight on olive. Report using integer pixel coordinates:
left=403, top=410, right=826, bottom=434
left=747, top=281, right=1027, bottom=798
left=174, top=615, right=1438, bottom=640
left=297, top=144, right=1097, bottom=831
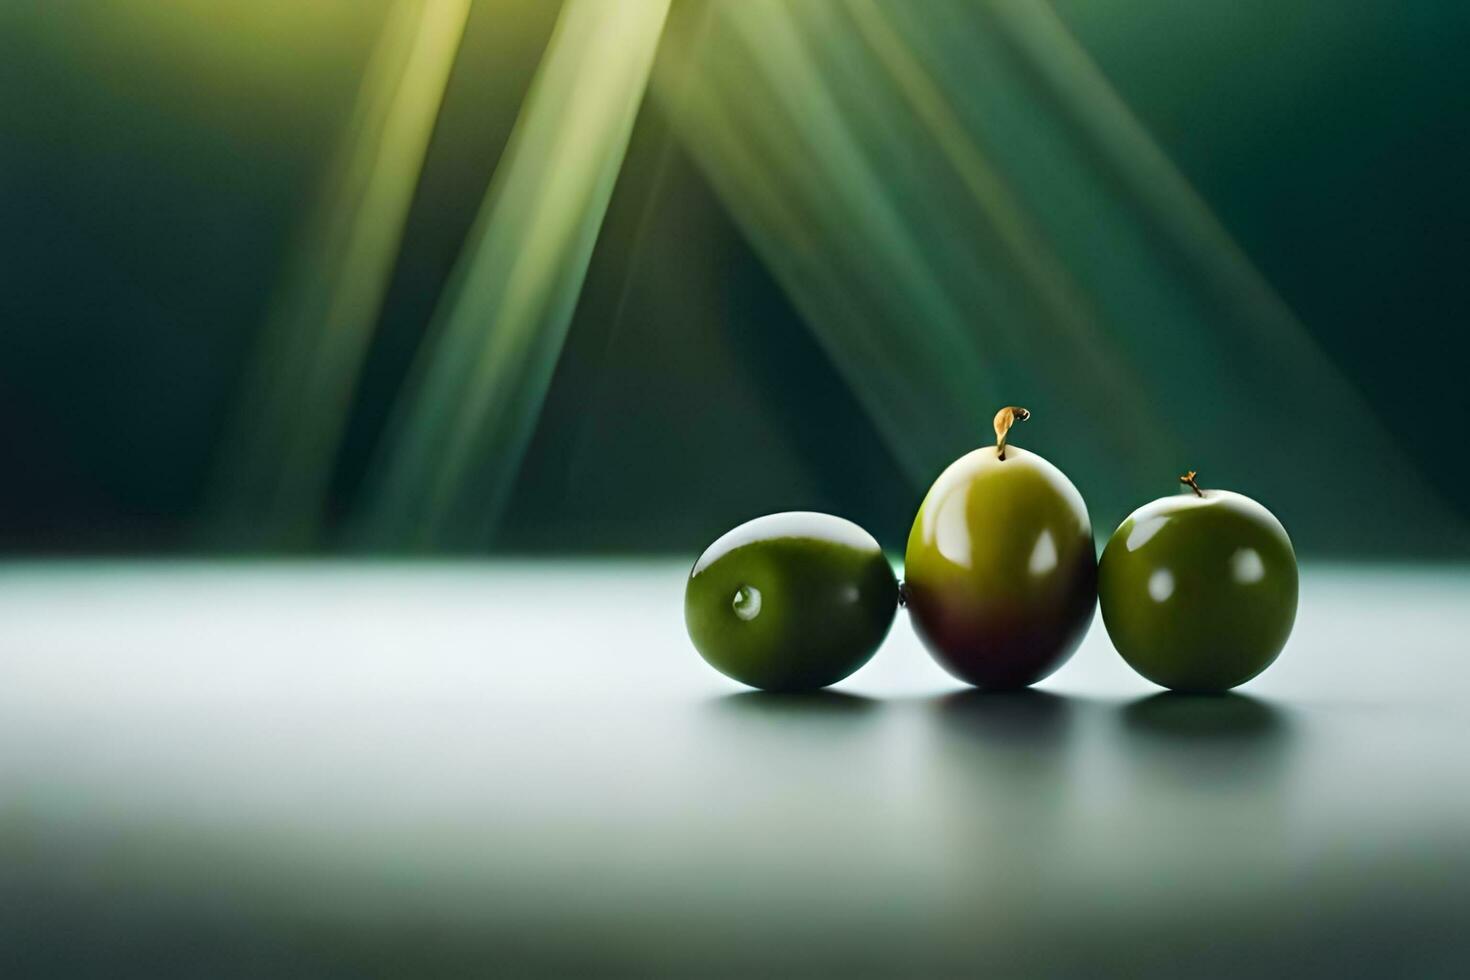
left=732, top=584, right=762, bottom=621
left=1148, top=568, right=1175, bottom=603
left=1232, top=547, right=1266, bottom=584
left=935, top=484, right=974, bottom=569
left=693, top=512, right=879, bottom=575
left=1126, top=516, right=1167, bottom=552
left=1122, top=490, right=1222, bottom=552
left=1028, top=529, right=1058, bottom=576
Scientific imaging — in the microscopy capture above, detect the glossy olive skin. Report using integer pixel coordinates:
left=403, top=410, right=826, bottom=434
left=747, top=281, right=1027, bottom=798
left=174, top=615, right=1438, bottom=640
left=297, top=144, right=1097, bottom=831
left=1099, top=489, right=1297, bottom=693
left=904, top=446, right=1097, bottom=689
left=686, top=512, right=898, bottom=691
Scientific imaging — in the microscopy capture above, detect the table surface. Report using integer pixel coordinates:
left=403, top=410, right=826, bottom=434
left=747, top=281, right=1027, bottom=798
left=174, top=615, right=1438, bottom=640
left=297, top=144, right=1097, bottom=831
left=1, top=560, right=1466, bottom=977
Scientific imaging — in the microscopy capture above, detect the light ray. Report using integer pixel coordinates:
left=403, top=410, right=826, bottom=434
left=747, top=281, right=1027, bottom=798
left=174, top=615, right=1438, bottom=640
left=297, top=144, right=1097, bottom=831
left=653, top=0, right=1460, bottom=548
left=358, top=0, right=671, bottom=549
left=212, top=0, right=471, bottom=546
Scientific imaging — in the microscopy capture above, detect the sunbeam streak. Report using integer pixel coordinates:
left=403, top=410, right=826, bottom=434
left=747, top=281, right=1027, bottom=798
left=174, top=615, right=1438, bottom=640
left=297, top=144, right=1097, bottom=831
left=652, top=0, right=1460, bottom=547
left=358, top=0, right=671, bottom=549
left=212, top=0, right=471, bottom=546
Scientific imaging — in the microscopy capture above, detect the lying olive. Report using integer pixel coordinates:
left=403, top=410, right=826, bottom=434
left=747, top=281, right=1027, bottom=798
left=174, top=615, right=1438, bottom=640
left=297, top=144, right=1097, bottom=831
left=685, top=512, right=898, bottom=691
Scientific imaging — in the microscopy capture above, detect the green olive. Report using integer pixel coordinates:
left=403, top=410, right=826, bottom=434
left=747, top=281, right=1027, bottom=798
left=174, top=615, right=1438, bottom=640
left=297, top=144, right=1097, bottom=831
left=1098, top=478, right=1298, bottom=693
left=685, top=512, right=898, bottom=691
left=903, top=444, right=1097, bottom=690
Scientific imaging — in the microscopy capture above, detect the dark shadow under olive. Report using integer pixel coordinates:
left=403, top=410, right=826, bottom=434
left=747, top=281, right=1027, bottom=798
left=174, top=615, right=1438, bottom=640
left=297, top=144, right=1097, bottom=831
left=1122, top=691, right=1289, bottom=741
left=928, top=688, right=1075, bottom=748
left=711, top=689, right=879, bottom=719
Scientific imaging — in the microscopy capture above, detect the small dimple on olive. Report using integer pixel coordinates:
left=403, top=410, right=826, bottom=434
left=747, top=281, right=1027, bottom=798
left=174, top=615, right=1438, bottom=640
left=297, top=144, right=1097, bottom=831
left=731, top=584, right=762, bottom=621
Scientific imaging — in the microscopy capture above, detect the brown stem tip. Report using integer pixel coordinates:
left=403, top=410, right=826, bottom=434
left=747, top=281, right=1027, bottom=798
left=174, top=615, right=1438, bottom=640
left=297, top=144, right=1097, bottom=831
left=1179, top=470, right=1203, bottom=497
left=993, top=406, right=1030, bottom=461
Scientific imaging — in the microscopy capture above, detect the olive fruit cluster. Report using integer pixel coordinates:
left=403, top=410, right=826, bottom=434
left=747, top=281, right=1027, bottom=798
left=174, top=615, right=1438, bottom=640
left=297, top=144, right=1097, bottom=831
left=685, top=407, right=1297, bottom=694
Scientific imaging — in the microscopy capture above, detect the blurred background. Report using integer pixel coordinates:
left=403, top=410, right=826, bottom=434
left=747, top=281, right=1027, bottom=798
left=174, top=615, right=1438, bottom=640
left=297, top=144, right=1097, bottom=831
left=2, top=0, right=1467, bottom=558
left=4, top=6, right=1470, bottom=975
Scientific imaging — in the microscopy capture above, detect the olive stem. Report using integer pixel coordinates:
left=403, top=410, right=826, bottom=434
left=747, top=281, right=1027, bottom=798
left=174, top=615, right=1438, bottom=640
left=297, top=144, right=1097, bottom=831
left=993, top=406, right=1030, bottom=461
left=1180, top=470, right=1203, bottom=497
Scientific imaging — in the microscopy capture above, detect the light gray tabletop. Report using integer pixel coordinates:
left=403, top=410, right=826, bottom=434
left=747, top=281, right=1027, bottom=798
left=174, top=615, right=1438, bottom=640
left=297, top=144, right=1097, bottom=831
left=1, top=562, right=1465, bottom=977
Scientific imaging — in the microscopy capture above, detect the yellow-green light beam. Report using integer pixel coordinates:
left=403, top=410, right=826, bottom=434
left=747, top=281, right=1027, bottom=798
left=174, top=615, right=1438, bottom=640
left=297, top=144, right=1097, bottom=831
left=212, top=0, right=471, bottom=546
left=358, top=0, right=671, bottom=549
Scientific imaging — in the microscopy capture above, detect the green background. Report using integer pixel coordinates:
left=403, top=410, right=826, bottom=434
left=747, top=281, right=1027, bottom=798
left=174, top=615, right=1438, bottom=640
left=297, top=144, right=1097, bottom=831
left=1, top=0, right=1466, bottom=556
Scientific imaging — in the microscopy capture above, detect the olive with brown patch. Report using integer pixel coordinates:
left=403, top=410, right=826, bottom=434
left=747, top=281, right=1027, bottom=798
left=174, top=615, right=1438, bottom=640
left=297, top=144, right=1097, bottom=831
left=903, top=409, right=1097, bottom=689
